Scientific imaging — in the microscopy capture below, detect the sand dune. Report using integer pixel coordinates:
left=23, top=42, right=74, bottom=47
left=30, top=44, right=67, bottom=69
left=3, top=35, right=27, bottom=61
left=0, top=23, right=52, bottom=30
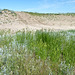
left=0, top=9, right=75, bottom=31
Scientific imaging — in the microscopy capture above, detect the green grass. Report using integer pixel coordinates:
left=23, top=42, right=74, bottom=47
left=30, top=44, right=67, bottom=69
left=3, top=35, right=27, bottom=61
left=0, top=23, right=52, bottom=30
left=24, top=11, right=75, bottom=16
left=0, top=29, right=75, bottom=75
left=1, top=9, right=17, bottom=16
left=67, top=30, right=75, bottom=33
left=0, top=9, right=2, bottom=14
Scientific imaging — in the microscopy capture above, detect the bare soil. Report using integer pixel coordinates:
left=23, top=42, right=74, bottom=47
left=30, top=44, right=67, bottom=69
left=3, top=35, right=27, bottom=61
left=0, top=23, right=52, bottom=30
left=0, top=10, right=75, bottom=31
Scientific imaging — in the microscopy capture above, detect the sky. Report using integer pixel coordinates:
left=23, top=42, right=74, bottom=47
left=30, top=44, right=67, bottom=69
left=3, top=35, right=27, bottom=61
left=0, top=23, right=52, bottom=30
left=0, top=0, right=75, bottom=13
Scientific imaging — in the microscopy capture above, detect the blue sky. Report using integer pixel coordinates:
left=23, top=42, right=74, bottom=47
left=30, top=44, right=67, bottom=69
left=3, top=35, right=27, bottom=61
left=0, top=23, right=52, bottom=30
left=0, top=0, right=75, bottom=13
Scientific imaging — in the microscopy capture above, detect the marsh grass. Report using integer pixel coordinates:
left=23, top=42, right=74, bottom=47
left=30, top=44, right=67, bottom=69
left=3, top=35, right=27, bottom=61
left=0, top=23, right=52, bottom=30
left=0, top=29, right=75, bottom=75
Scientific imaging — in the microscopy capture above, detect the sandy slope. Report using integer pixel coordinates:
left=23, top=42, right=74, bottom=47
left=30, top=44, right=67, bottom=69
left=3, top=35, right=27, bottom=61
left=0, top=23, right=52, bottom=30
left=0, top=10, right=75, bottom=31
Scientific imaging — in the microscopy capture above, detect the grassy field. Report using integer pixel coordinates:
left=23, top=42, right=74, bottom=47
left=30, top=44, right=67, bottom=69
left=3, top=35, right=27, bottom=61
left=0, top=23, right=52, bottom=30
left=0, top=29, right=75, bottom=75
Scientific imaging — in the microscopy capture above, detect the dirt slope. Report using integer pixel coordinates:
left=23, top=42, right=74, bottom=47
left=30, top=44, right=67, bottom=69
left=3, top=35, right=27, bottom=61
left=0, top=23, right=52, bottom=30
left=0, top=10, right=75, bottom=31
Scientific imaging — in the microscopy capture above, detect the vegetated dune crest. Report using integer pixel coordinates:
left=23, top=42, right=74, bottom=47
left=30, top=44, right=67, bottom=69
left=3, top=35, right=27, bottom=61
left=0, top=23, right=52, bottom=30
left=0, top=9, right=75, bottom=31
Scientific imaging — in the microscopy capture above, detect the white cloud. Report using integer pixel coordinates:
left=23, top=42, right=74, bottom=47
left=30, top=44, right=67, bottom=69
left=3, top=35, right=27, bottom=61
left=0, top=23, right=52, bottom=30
left=24, top=0, right=51, bottom=11
left=24, top=0, right=75, bottom=12
left=57, top=0, right=75, bottom=4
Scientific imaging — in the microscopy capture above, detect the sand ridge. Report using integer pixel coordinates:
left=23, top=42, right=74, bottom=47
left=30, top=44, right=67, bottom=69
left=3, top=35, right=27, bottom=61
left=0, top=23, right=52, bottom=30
left=0, top=10, right=75, bottom=31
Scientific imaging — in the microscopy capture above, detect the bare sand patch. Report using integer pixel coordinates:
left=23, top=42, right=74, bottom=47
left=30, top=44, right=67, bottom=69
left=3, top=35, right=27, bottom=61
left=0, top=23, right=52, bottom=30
left=0, top=10, right=75, bottom=31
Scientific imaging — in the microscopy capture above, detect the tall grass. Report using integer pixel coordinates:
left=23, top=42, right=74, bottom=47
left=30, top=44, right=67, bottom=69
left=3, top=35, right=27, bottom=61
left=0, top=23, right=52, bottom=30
left=0, top=29, right=75, bottom=75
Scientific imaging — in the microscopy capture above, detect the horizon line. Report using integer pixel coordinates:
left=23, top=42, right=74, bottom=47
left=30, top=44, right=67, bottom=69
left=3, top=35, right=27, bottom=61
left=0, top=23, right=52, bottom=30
left=0, top=8, right=75, bottom=14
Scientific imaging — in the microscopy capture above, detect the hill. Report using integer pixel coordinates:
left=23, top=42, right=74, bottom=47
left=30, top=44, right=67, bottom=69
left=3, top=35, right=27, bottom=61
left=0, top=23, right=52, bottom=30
left=0, top=9, right=75, bottom=31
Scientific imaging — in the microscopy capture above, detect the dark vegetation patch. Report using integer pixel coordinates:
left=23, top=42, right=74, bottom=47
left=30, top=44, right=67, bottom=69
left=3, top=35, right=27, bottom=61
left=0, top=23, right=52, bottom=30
left=23, top=11, right=75, bottom=16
